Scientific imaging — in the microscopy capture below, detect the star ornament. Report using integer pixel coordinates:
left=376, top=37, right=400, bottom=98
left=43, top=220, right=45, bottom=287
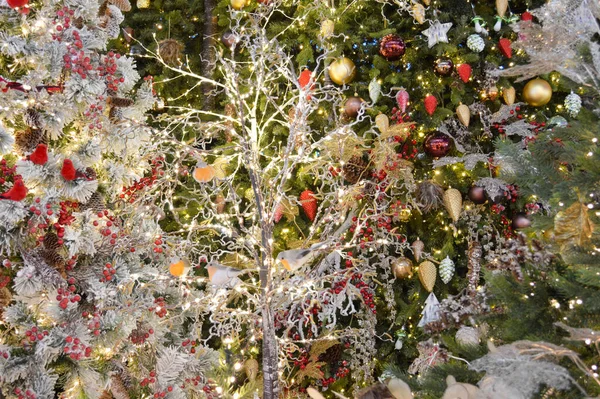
left=422, top=20, right=452, bottom=48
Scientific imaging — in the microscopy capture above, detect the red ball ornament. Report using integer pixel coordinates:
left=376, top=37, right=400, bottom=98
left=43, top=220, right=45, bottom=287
left=6, top=0, right=28, bottom=8
left=512, top=213, right=531, bottom=229
left=424, top=132, right=452, bottom=157
left=343, top=97, right=364, bottom=118
left=468, top=186, right=486, bottom=204
left=221, top=31, right=237, bottom=48
left=379, top=34, right=406, bottom=61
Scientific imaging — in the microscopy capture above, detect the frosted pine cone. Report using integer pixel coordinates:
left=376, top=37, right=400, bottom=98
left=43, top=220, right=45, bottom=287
left=439, top=256, right=455, bottom=284
left=455, top=326, right=480, bottom=346
left=80, top=191, right=106, bottom=212
left=564, top=92, right=581, bottom=117
left=467, top=34, right=485, bottom=53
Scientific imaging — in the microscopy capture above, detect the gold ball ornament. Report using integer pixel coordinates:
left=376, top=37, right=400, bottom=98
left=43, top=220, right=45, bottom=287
left=418, top=260, right=437, bottom=292
left=329, top=57, right=356, bottom=85
left=398, top=208, right=411, bottom=221
left=230, top=0, right=248, bottom=10
left=169, top=259, right=189, bottom=277
left=392, top=257, right=413, bottom=279
left=522, top=78, right=552, bottom=107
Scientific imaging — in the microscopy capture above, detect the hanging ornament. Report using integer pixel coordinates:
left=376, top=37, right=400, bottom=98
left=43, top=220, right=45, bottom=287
left=418, top=260, right=437, bottom=292
left=192, top=161, right=216, bottom=183
left=468, top=186, right=486, bottom=204
left=424, top=132, right=452, bottom=157
left=521, top=11, right=533, bottom=21
left=169, top=259, right=189, bottom=277
left=412, top=239, right=425, bottom=262
left=391, top=257, right=413, bottom=279
left=493, top=17, right=503, bottom=32
left=512, top=213, right=531, bottom=229
left=375, top=114, right=389, bottom=133
left=328, top=57, right=356, bottom=85
left=136, top=0, right=150, bottom=8
left=299, top=69, right=312, bottom=89
left=498, top=38, right=512, bottom=58
left=443, top=187, right=462, bottom=222
left=158, top=39, right=184, bottom=65
left=424, top=94, right=438, bottom=116
left=230, top=0, right=248, bottom=10
left=412, top=3, right=426, bottom=24
left=244, top=358, right=259, bottom=381
left=421, top=0, right=430, bottom=5
left=418, top=293, right=441, bottom=327
left=438, top=256, right=455, bottom=284
left=467, top=240, right=482, bottom=296
left=422, top=20, right=452, bottom=48
left=496, top=0, right=508, bottom=18
left=379, top=34, right=406, bottom=61
left=472, top=16, right=485, bottom=33
left=564, top=92, right=582, bottom=117
left=299, top=190, right=318, bottom=221
left=369, top=79, right=381, bottom=104
left=455, top=326, right=480, bottom=346
left=396, top=88, right=410, bottom=113
left=456, top=103, right=470, bottom=127
left=394, top=330, right=407, bottom=350
left=549, top=115, right=568, bottom=129
left=466, top=34, right=485, bottom=53
left=502, top=86, right=516, bottom=105
left=434, top=57, right=454, bottom=76
left=320, top=19, right=335, bottom=38
left=485, top=86, right=499, bottom=101
left=343, top=97, right=364, bottom=118
left=522, top=78, right=552, bottom=107
left=457, top=64, right=472, bottom=83
left=7, top=0, right=28, bottom=8
left=215, top=194, right=226, bottom=214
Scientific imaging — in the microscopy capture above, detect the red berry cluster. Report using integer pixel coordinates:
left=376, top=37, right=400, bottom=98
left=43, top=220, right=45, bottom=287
left=0, top=275, right=10, bottom=288
left=152, top=387, right=173, bottom=399
left=57, top=201, right=78, bottom=226
left=99, top=51, right=124, bottom=93
left=334, top=361, right=350, bottom=379
left=86, top=312, right=102, bottom=336
left=390, top=108, right=412, bottom=123
left=119, top=157, right=165, bottom=203
left=61, top=33, right=91, bottom=79
left=63, top=336, right=92, bottom=359
left=23, top=326, right=49, bottom=343
left=140, top=370, right=158, bottom=387
left=502, top=184, right=519, bottom=203
left=93, top=210, right=119, bottom=246
left=0, top=348, right=9, bottom=359
left=84, top=101, right=104, bottom=131
left=129, top=326, right=154, bottom=345
left=52, top=7, right=74, bottom=39
left=350, top=273, right=376, bottom=313
left=525, top=202, right=541, bottom=215
left=153, top=235, right=164, bottom=254
left=292, top=349, right=310, bottom=369
left=491, top=204, right=505, bottom=214
left=181, top=338, right=199, bottom=354
left=13, top=387, right=37, bottom=399
left=149, top=297, right=167, bottom=318
left=57, top=280, right=81, bottom=309
left=65, top=256, right=77, bottom=271
left=0, top=159, right=17, bottom=186
left=100, top=262, right=116, bottom=283
left=2, top=259, right=11, bottom=268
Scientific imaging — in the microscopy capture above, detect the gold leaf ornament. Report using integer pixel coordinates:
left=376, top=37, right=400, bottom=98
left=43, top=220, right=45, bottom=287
left=443, top=188, right=463, bottom=222
left=244, top=358, right=259, bottom=381
left=456, top=103, right=470, bottom=127
left=554, top=201, right=594, bottom=248
left=418, top=260, right=437, bottom=292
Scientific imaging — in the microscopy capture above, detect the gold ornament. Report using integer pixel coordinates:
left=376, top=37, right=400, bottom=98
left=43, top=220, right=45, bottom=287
left=375, top=114, right=389, bottom=133
left=169, top=259, right=189, bottom=277
left=418, top=261, right=436, bottom=292
left=522, top=78, right=552, bottom=107
left=244, top=358, right=259, bottom=381
left=421, top=0, right=430, bottom=5
left=456, top=103, right=470, bottom=127
left=487, top=86, right=499, bottom=101
left=211, top=157, right=229, bottom=179
left=328, top=57, right=356, bottom=85
left=412, top=3, right=426, bottom=24
left=503, top=86, right=516, bottom=105
left=392, top=257, right=413, bottom=279
left=398, top=208, right=411, bottom=221
left=230, top=0, right=248, bottom=10
left=136, top=0, right=150, bottom=8
left=411, top=239, right=425, bottom=262
left=496, top=0, right=508, bottom=17
left=443, top=187, right=462, bottom=222
left=554, top=201, right=594, bottom=249
left=320, top=19, right=334, bottom=38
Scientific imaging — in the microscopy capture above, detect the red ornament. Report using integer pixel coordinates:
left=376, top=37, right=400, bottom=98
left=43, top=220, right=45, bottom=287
left=274, top=203, right=284, bottom=223
left=299, top=190, right=317, bottom=221
left=29, top=144, right=48, bottom=165
left=6, top=0, right=28, bottom=9
left=521, top=11, right=533, bottom=21
left=457, top=64, right=472, bottom=83
left=396, top=89, right=409, bottom=113
left=424, top=132, right=452, bottom=157
left=468, top=186, right=486, bottom=204
left=379, top=34, right=406, bottom=61
left=424, top=95, right=438, bottom=116
left=498, top=38, right=512, bottom=59
left=299, top=69, right=314, bottom=100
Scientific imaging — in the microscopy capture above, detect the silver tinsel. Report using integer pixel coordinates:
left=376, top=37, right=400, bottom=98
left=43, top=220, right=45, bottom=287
left=467, top=34, right=485, bottom=52
left=564, top=91, right=582, bottom=117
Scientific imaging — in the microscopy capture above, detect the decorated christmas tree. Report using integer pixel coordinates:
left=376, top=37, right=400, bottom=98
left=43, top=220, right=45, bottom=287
left=0, top=0, right=599, bottom=397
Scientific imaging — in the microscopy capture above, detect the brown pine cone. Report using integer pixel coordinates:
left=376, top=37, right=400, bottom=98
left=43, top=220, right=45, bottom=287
left=79, top=191, right=106, bottom=213
left=43, top=232, right=61, bottom=251
left=99, top=390, right=114, bottom=399
left=0, top=287, right=12, bottom=318
left=108, top=96, right=134, bottom=108
left=24, top=108, right=43, bottom=130
left=343, top=154, right=370, bottom=184
left=321, top=343, right=344, bottom=364
left=110, top=374, right=130, bottom=399
left=14, top=128, right=44, bottom=154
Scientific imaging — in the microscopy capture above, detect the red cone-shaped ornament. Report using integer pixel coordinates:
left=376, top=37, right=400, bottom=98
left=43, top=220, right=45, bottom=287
left=396, top=89, right=409, bottom=113
left=424, top=95, right=438, bottom=116
left=498, top=38, right=512, bottom=59
left=457, top=64, right=472, bottom=83
left=300, top=190, right=317, bottom=221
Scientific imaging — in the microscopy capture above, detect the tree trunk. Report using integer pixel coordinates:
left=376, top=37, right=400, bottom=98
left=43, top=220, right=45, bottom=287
left=201, top=0, right=216, bottom=111
left=261, top=302, right=280, bottom=399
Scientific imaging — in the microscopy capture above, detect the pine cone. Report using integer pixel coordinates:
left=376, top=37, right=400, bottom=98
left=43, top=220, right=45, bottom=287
left=108, top=0, right=131, bottom=11
left=99, top=390, right=114, bottom=399
left=343, top=154, right=369, bottom=184
left=0, top=287, right=12, bottom=318
left=110, top=374, right=130, bottom=399
left=24, top=108, right=43, bottom=130
left=41, top=248, right=64, bottom=268
left=80, top=191, right=106, bottom=213
left=85, top=167, right=97, bottom=180
left=43, top=232, right=61, bottom=251
left=158, top=39, right=183, bottom=65
left=14, top=128, right=44, bottom=154
left=321, top=343, right=344, bottom=364
left=108, top=96, right=134, bottom=108
left=109, top=107, right=124, bottom=123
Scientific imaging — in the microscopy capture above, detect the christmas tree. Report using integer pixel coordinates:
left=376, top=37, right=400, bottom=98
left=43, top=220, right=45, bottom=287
left=1, top=0, right=599, bottom=397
